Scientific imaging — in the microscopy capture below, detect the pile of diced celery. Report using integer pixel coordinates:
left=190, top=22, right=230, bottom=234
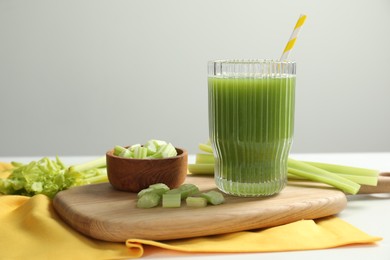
left=137, top=183, right=225, bottom=208
left=114, top=139, right=177, bottom=159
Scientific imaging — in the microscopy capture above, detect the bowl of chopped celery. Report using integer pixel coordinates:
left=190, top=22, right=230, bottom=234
left=106, top=140, right=188, bottom=193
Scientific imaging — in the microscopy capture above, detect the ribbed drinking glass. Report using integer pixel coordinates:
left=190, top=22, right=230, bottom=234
left=208, top=60, right=296, bottom=197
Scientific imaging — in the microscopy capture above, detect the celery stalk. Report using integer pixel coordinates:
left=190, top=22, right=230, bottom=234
left=195, top=153, right=215, bottom=164
left=288, top=158, right=360, bottom=194
left=331, top=173, right=378, bottom=186
left=303, top=161, right=379, bottom=177
left=199, top=143, right=213, bottom=154
left=287, top=171, right=377, bottom=186
left=68, top=156, right=106, bottom=173
left=288, top=159, right=379, bottom=187
left=188, top=164, right=214, bottom=175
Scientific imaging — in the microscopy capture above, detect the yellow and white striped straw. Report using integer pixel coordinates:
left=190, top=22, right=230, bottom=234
left=280, top=14, right=307, bottom=61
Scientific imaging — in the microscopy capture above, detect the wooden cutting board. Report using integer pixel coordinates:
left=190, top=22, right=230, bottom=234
left=53, top=175, right=347, bottom=242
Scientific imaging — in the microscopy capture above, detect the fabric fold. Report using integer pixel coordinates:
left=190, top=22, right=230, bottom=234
left=126, top=217, right=381, bottom=254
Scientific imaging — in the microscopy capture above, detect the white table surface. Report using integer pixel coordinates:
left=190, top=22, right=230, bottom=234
left=2, top=153, right=389, bottom=260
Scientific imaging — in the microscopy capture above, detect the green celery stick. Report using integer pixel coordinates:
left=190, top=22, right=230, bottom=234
left=162, top=193, right=181, bottom=208
left=331, top=173, right=378, bottom=186
left=186, top=197, right=207, bottom=207
left=287, top=172, right=377, bottom=186
left=288, top=158, right=360, bottom=194
left=303, top=161, right=379, bottom=177
left=188, top=164, right=214, bottom=175
left=200, top=190, right=225, bottom=205
left=199, top=143, right=213, bottom=154
left=68, top=156, right=106, bottom=173
left=287, top=173, right=306, bottom=180
left=195, top=153, right=215, bottom=164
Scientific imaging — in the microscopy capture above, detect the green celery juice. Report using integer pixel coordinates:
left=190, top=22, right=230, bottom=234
left=208, top=76, right=295, bottom=196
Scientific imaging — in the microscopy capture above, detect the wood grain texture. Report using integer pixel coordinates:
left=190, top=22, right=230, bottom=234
left=358, top=173, right=390, bottom=194
left=53, top=176, right=347, bottom=242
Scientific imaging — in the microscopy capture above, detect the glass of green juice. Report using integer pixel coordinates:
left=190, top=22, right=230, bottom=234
left=208, top=60, right=296, bottom=197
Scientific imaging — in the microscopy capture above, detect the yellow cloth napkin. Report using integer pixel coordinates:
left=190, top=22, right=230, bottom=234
left=0, top=162, right=382, bottom=259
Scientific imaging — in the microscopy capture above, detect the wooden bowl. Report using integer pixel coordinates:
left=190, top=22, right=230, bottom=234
left=106, top=147, right=188, bottom=193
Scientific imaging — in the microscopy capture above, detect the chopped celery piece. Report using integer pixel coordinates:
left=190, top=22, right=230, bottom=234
left=200, top=190, right=225, bottom=205
left=144, top=139, right=167, bottom=155
left=144, top=140, right=157, bottom=154
left=133, top=146, right=148, bottom=159
left=166, top=183, right=200, bottom=199
left=114, top=145, right=127, bottom=156
left=129, top=144, right=141, bottom=151
left=149, top=183, right=170, bottom=190
left=137, top=192, right=161, bottom=208
left=153, top=139, right=168, bottom=147
left=195, top=153, right=215, bottom=164
left=288, top=158, right=360, bottom=194
left=144, top=139, right=159, bottom=155
left=137, top=183, right=170, bottom=198
left=188, top=163, right=214, bottom=175
left=162, top=193, right=181, bottom=208
left=198, top=143, right=213, bottom=154
left=186, top=196, right=207, bottom=207
left=135, top=182, right=227, bottom=209
left=138, top=187, right=168, bottom=198
left=119, top=149, right=132, bottom=158
left=180, top=183, right=200, bottom=198
left=114, top=139, right=177, bottom=159
left=149, top=143, right=177, bottom=159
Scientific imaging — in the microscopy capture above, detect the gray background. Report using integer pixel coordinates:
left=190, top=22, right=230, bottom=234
left=1, top=0, right=389, bottom=156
